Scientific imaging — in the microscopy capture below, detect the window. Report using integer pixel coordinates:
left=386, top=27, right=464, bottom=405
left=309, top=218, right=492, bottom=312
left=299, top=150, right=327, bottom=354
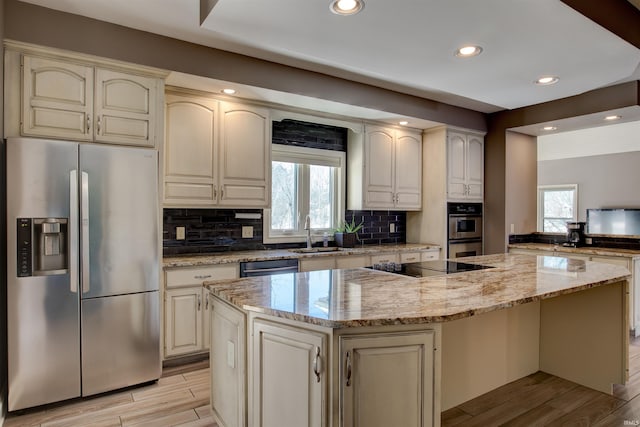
left=537, top=184, right=578, bottom=232
left=264, top=145, right=345, bottom=243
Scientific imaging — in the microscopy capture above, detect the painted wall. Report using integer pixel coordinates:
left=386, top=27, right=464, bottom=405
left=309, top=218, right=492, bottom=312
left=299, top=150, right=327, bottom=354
left=538, top=151, right=640, bottom=222
left=538, top=121, right=640, bottom=222
left=505, top=132, right=537, bottom=236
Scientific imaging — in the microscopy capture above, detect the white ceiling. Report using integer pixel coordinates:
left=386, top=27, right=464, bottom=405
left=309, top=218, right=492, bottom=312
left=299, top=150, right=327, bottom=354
left=17, top=0, right=640, bottom=131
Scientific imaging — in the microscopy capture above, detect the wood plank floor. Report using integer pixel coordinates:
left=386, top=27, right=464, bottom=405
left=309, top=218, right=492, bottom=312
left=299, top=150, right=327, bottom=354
left=443, top=335, right=640, bottom=426
left=4, top=362, right=216, bottom=427
left=6, top=337, right=640, bottom=426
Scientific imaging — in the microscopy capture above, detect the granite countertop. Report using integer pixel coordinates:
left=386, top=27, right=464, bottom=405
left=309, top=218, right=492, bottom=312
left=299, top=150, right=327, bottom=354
left=508, top=242, right=640, bottom=259
left=205, top=253, right=631, bottom=328
left=163, top=243, right=440, bottom=268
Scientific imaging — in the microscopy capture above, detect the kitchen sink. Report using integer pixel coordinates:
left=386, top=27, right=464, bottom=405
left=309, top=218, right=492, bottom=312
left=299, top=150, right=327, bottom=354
left=288, top=247, right=342, bottom=253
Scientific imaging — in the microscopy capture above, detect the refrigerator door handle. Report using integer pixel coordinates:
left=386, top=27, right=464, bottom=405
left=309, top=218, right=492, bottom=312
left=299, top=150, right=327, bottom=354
left=81, top=171, right=90, bottom=294
left=69, top=170, right=79, bottom=293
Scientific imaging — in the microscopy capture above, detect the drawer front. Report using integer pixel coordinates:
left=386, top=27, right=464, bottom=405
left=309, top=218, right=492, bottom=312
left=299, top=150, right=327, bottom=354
left=400, top=252, right=421, bottom=264
left=421, top=251, right=439, bottom=261
left=299, top=258, right=336, bottom=272
left=165, top=264, right=239, bottom=288
left=370, top=254, right=400, bottom=265
left=336, top=256, right=370, bottom=269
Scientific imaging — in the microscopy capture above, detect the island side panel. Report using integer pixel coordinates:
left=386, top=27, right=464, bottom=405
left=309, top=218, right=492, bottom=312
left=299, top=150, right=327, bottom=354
left=540, top=280, right=628, bottom=394
left=440, top=301, right=541, bottom=411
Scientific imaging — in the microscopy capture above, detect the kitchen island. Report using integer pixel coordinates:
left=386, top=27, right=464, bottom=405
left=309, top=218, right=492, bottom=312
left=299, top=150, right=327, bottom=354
left=205, top=254, right=631, bottom=427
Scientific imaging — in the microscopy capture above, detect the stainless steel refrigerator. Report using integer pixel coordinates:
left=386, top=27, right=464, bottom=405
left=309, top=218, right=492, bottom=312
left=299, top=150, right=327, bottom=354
left=7, top=137, right=160, bottom=411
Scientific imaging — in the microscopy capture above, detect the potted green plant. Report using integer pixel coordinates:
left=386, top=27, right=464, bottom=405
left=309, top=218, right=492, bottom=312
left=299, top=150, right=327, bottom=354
left=334, top=214, right=364, bottom=248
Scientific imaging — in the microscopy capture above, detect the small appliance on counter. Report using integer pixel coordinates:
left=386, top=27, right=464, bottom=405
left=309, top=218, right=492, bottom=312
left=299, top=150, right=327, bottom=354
left=564, top=221, right=586, bottom=247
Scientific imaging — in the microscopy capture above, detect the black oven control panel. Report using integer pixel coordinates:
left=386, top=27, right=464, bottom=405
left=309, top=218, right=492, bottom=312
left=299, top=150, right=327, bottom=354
left=448, top=202, right=482, bottom=215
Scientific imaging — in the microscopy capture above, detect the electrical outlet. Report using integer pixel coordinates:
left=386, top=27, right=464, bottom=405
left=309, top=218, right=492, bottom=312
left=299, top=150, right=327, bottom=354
left=242, top=226, right=254, bottom=238
left=390, top=223, right=396, bottom=233
left=585, top=237, right=593, bottom=245
left=176, top=226, right=186, bottom=240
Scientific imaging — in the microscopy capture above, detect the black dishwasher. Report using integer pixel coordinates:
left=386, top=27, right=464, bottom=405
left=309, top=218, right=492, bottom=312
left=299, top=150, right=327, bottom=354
left=240, top=259, right=299, bottom=277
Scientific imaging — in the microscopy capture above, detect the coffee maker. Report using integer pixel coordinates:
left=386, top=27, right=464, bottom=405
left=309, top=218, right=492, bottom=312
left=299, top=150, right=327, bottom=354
left=564, top=221, right=586, bottom=247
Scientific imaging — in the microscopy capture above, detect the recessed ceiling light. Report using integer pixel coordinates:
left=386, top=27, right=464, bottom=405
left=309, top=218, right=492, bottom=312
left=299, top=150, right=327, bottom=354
left=542, top=126, right=557, bottom=131
left=455, top=45, right=483, bottom=58
left=535, top=76, right=559, bottom=85
left=221, top=88, right=236, bottom=95
left=399, top=121, right=409, bottom=126
left=604, top=115, right=621, bottom=121
left=330, top=0, right=364, bottom=15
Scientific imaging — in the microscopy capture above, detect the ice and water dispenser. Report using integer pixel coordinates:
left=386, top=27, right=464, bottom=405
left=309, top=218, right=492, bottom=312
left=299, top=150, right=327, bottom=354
left=17, top=218, right=69, bottom=277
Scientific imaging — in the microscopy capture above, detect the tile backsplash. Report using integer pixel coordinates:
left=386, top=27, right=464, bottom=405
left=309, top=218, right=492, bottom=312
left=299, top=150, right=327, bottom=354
left=163, top=208, right=407, bottom=255
left=163, top=208, right=265, bottom=255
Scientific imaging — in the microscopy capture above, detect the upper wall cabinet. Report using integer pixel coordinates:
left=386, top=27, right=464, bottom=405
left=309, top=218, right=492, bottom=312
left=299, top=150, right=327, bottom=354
left=4, top=43, right=166, bottom=148
left=447, top=130, right=484, bottom=201
left=163, top=89, right=270, bottom=208
left=348, top=125, right=422, bottom=210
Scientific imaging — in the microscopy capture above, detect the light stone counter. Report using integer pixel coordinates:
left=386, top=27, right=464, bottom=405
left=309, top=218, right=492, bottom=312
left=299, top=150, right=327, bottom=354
left=163, top=242, right=439, bottom=268
left=508, top=242, right=640, bottom=259
left=205, top=253, right=631, bottom=328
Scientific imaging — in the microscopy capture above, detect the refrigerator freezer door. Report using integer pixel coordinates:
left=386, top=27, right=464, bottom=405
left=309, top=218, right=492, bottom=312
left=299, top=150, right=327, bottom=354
left=79, top=144, right=159, bottom=298
left=7, top=138, right=81, bottom=411
left=81, top=291, right=161, bottom=396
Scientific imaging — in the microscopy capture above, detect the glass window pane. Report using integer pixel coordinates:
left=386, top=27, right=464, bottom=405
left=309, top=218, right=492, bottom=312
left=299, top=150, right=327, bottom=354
left=543, top=190, right=574, bottom=218
left=309, top=165, right=334, bottom=229
left=271, top=161, right=297, bottom=230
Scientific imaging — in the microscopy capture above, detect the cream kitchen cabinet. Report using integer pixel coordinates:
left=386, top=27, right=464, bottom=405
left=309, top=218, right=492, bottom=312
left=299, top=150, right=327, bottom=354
left=164, top=264, right=238, bottom=358
left=251, top=319, right=327, bottom=427
left=163, top=89, right=270, bottom=208
left=210, top=298, right=246, bottom=427
left=299, top=257, right=337, bottom=272
left=164, top=92, right=218, bottom=205
left=340, top=330, right=436, bottom=427
left=447, top=130, right=483, bottom=200
left=348, top=125, right=422, bottom=210
left=12, top=51, right=162, bottom=147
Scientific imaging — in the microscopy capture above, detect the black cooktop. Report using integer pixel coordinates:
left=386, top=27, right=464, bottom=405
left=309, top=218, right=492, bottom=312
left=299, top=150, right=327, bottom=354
left=369, top=260, right=494, bottom=278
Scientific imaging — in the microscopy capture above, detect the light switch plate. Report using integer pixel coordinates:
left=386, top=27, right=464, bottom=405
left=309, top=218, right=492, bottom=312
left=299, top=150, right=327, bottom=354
left=242, top=226, right=253, bottom=238
left=390, top=223, right=396, bottom=233
left=176, top=226, right=186, bottom=240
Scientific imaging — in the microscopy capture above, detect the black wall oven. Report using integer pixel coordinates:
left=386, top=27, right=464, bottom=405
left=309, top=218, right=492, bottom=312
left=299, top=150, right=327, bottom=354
left=447, top=202, right=483, bottom=258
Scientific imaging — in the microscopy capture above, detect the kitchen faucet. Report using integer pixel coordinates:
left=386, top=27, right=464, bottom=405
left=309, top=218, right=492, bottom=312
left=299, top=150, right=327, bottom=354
left=304, top=215, right=312, bottom=249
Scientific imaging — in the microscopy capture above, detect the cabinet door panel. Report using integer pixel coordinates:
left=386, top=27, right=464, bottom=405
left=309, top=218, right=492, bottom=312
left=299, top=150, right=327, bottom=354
left=165, top=287, right=203, bottom=357
left=164, top=95, right=218, bottom=205
left=95, top=69, right=156, bottom=146
left=466, top=135, right=484, bottom=186
left=395, top=131, right=422, bottom=209
left=365, top=127, right=395, bottom=208
left=22, top=55, right=93, bottom=140
left=252, top=320, right=326, bottom=427
left=219, top=102, right=270, bottom=207
left=447, top=132, right=466, bottom=185
left=211, top=299, right=246, bottom=427
left=341, top=331, right=435, bottom=427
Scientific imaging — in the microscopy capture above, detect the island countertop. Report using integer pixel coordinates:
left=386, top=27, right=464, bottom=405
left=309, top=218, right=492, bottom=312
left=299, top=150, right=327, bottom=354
left=205, top=253, right=631, bottom=328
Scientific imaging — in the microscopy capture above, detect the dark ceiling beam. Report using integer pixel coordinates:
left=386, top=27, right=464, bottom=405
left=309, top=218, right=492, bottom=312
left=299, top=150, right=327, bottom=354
left=561, top=0, right=640, bottom=49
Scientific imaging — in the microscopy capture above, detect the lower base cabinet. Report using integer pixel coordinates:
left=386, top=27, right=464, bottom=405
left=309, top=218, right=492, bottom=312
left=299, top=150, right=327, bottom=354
left=209, top=304, right=437, bottom=427
left=210, top=298, right=246, bottom=427
left=165, top=287, right=209, bottom=356
left=251, top=319, right=327, bottom=427
left=340, top=331, right=435, bottom=427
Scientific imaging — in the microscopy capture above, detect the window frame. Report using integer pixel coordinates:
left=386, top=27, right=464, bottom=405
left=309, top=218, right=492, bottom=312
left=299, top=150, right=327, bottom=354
left=537, top=184, right=578, bottom=232
left=264, top=144, right=346, bottom=244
